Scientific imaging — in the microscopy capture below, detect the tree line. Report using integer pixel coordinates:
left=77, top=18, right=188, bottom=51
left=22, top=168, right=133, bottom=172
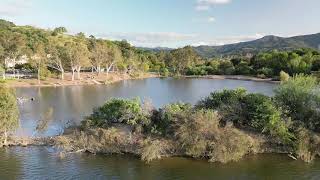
left=0, top=19, right=163, bottom=83
left=1, top=19, right=320, bottom=83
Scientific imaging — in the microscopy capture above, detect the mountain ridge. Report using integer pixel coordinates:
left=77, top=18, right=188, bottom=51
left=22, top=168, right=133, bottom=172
left=139, top=33, right=320, bottom=58
left=194, top=33, right=320, bottom=58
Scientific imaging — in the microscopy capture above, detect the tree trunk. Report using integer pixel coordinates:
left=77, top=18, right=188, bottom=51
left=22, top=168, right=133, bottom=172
left=61, top=69, right=64, bottom=80
left=77, top=66, right=81, bottom=80
left=106, top=63, right=114, bottom=76
left=3, top=129, right=7, bottom=146
left=97, top=65, right=101, bottom=76
left=72, top=69, right=75, bottom=81
left=2, top=73, right=5, bottom=80
left=38, top=67, right=41, bottom=84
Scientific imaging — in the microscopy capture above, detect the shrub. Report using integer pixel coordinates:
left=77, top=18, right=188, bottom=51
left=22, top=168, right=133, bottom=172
left=209, top=127, right=255, bottom=163
left=279, top=71, right=290, bottom=82
left=173, top=109, right=255, bottom=163
left=141, top=138, right=172, bottom=163
left=174, top=109, right=220, bottom=158
left=242, top=94, right=292, bottom=142
left=257, top=68, right=273, bottom=78
left=196, top=88, right=247, bottom=110
left=160, top=67, right=170, bottom=77
left=197, top=89, right=292, bottom=142
left=0, top=86, right=19, bottom=146
left=274, top=74, right=320, bottom=131
left=149, top=103, right=192, bottom=136
left=295, top=128, right=320, bottom=162
left=219, top=60, right=235, bottom=75
left=83, top=98, right=150, bottom=128
left=235, top=61, right=252, bottom=75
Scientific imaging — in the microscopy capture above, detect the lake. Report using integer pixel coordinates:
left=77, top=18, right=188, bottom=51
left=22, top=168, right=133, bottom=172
left=6, top=77, right=312, bottom=180
left=15, top=77, right=276, bottom=137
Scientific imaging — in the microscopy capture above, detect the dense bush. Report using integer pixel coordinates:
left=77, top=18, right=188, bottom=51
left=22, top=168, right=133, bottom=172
left=279, top=71, right=290, bottom=82
left=83, top=98, right=150, bottom=128
left=149, top=103, right=192, bottom=136
left=274, top=74, right=320, bottom=131
left=196, top=88, right=247, bottom=110
left=172, top=109, right=255, bottom=163
left=256, top=67, right=273, bottom=78
left=197, top=89, right=292, bottom=142
left=0, top=86, right=19, bottom=145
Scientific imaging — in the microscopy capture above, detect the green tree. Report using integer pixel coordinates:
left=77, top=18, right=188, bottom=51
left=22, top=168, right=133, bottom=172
left=274, top=74, right=320, bottom=131
left=29, top=42, right=47, bottom=84
left=0, top=86, right=19, bottom=146
left=52, top=27, right=67, bottom=36
left=280, top=71, right=290, bottom=82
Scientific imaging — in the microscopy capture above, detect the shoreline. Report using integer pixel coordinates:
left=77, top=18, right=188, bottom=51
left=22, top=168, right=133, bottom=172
left=184, top=75, right=279, bottom=83
left=5, top=72, right=159, bottom=88
left=5, top=74, right=279, bottom=88
left=1, top=126, right=295, bottom=164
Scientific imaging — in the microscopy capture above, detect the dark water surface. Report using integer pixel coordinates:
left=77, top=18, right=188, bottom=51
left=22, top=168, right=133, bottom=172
left=1, top=147, right=320, bottom=180
left=5, top=78, right=313, bottom=180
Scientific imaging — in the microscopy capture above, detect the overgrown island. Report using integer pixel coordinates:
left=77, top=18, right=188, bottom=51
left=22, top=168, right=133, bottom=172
left=1, top=73, right=320, bottom=164
left=1, top=19, right=320, bottom=164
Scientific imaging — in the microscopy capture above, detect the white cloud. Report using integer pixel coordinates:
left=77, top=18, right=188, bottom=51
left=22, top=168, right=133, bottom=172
left=192, top=16, right=216, bottom=23
left=193, top=33, right=265, bottom=46
left=198, top=0, right=231, bottom=5
left=95, top=32, right=198, bottom=48
left=196, top=0, right=231, bottom=11
left=208, top=17, right=216, bottom=22
left=94, top=31, right=266, bottom=48
left=0, top=0, right=32, bottom=17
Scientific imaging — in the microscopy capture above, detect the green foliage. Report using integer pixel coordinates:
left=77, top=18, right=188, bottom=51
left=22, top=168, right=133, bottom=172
left=197, top=88, right=247, bottom=110
left=295, top=127, right=320, bottom=163
left=83, top=98, right=149, bottom=128
left=160, top=67, right=169, bottom=76
left=149, top=103, right=192, bottom=136
left=235, top=61, right=252, bottom=75
left=274, top=74, right=320, bottom=131
left=219, top=60, right=235, bottom=75
left=279, top=71, right=290, bottom=82
left=173, top=109, right=255, bottom=163
left=197, top=89, right=292, bottom=142
left=257, top=67, right=273, bottom=78
left=0, top=86, right=19, bottom=144
left=242, top=94, right=292, bottom=142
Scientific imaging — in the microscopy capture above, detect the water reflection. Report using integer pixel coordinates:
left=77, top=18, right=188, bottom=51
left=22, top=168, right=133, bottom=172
left=1, top=147, right=320, bottom=180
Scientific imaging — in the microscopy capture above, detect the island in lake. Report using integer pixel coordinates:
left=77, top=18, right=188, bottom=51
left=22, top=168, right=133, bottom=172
left=1, top=1, right=320, bottom=178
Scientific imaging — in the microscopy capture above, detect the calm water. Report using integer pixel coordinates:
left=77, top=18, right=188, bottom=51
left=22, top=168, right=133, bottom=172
left=6, top=78, right=316, bottom=180
left=15, top=78, right=276, bottom=137
left=1, top=147, right=320, bottom=180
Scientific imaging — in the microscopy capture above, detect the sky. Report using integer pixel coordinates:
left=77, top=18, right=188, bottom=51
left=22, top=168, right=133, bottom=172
left=0, top=0, right=320, bottom=48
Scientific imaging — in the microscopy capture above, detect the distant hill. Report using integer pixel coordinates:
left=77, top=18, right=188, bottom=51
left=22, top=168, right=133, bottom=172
left=194, top=33, right=320, bottom=58
left=138, top=47, right=173, bottom=52
left=139, top=33, right=320, bottom=58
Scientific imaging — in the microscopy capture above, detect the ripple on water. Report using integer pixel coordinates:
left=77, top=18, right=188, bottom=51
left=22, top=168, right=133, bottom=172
left=1, top=147, right=320, bottom=179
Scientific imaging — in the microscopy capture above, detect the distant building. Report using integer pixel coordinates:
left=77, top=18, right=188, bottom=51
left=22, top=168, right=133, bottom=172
left=5, top=55, right=28, bottom=68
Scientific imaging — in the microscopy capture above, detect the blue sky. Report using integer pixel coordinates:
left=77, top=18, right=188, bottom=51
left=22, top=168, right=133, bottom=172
left=0, top=0, right=320, bottom=47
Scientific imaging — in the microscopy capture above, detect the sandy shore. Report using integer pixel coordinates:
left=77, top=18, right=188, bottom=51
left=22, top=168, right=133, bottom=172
left=5, top=72, right=159, bottom=87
